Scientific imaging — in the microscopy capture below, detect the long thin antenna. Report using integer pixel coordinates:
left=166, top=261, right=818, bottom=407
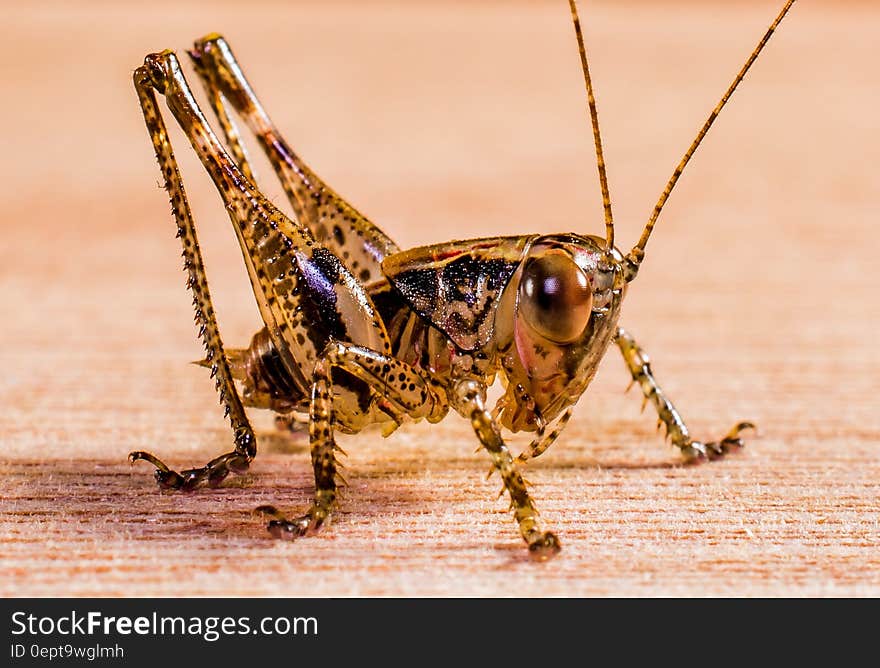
left=626, top=0, right=796, bottom=273
left=568, top=0, right=614, bottom=250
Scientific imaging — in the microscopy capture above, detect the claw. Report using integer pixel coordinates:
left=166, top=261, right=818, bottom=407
left=679, top=441, right=709, bottom=463
left=259, top=505, right=328, bottom=540
left=226, top=454, right=250, bottom=474
left=157, top=470, right=187, bottom=489
left=726, top=421, right=756, bottom=440
left=129, top=450, right=171, bottom=472
left=704, top=441, right=726, bottom=459
left=528, top=532, right=561, bottom=561
left=267, top=513, right=325, bottom=540
left=129, top=451, right=189, bottom=489
left=679, top=420, right=754, bottom=463
left=207, top=467, right=231, bottom=487
left=267, top=518, right=310, bottom=540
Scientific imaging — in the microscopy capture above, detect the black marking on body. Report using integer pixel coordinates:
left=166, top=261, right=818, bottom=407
left=292, top=247, right=350, bottom=352
left=370, top=282, right=437, bottom=369
left=393, top=268, right=439, bottom=313
left=310, top=246, right=343, bottom=285
left=333, top=370, right=373, bottom=417
left=440, top=255, right=510, bottom=305
left=389, top=254, right=520, bottom=351
left=332, top=225, right=345, bottom=246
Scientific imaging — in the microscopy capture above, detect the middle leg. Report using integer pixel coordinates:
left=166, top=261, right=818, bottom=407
left=260, top=341, right=448, bottom=539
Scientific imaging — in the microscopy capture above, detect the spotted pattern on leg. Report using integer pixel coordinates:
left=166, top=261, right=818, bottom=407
left=615, top=327, right=754, bottom=462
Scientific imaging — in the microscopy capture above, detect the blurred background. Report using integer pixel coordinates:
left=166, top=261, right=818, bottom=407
left=1, top=1, right=878, bottom=596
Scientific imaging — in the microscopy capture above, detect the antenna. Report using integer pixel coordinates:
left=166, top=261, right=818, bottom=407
left=568, top=0, right=614, bottom=250
left=626, top=0, right=796, bottom=275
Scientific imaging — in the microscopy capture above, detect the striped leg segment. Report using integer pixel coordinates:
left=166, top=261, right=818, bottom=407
left=615, top=327, right=753, bottom=462
left=187, top=34, right=400, bottom=284
left=516, top=408, right=574, bottom=464
left=455, top=381, right=560, bottom=559
left=129, top=65, right=256, bottom=490
left=259, top=342, right=447, bottom=539
left=258, top=355, right=340, bottom=538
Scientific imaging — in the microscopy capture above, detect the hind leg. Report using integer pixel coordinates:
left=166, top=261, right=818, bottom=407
left=129, top=66, right=256, bottom=489
left=615, top=327, right=753, bottom=462
left=187, top=34, right=399, bottom=284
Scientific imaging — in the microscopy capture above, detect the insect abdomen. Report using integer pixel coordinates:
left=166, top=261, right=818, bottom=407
left=229, top=327, right=307, bottom=412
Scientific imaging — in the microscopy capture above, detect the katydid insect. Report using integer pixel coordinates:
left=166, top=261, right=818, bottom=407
left=130, top=0, right=796, bottom=557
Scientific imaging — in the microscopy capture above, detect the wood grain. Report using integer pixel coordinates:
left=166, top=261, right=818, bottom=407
left=1, top=0, right=878, bottom=597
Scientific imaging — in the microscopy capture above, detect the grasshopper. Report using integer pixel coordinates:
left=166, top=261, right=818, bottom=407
left=130, top=0, right=796, bottom=557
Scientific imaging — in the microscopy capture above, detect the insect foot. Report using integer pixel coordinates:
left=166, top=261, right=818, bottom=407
left=129, top=430, right=255, bottom=490
left=529, top=531, right=562, bottom=562
left=256, top=502, right=333, bottom=540
left=128, top=451, right=189, bottom=489
left=678, top=422, right=755, bottom=464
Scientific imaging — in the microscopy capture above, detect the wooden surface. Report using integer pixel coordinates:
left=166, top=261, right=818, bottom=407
left=1, top=0, right=878, bottom=597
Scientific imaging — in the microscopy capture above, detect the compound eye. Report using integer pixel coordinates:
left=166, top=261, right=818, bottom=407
left=519, top=252, right=593, bottom=344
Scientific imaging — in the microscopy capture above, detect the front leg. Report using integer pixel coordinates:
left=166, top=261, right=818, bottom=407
left=455, top=380, right=561, bottom=559
left=615, top=327, right=753, bottom=462
left=516, top=407, right=574, bottom=464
